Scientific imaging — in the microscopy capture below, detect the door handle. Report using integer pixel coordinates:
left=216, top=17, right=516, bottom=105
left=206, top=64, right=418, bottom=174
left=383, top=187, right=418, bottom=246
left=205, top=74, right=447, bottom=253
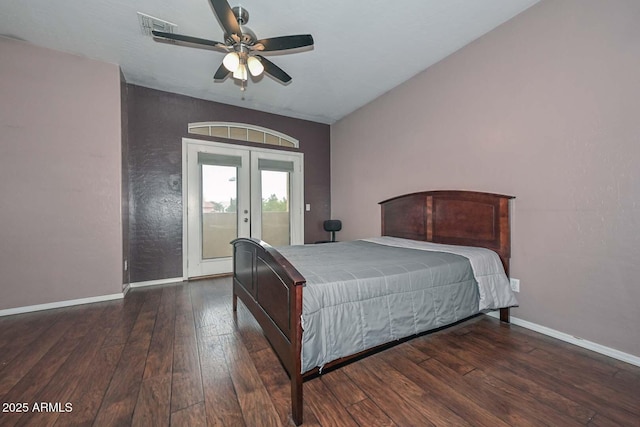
left=244, top=218, right=249, bottom=223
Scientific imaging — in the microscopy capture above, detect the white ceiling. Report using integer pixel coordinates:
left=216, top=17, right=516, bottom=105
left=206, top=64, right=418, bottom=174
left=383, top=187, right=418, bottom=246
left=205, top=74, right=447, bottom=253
left=0, top=0, right=539, bottom=124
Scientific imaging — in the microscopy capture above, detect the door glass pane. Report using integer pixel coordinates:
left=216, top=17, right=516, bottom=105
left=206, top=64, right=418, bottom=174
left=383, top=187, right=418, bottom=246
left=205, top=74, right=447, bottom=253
left=202, top=165, right=237, bottom=259
left=261, top=170, right=290, bottom=247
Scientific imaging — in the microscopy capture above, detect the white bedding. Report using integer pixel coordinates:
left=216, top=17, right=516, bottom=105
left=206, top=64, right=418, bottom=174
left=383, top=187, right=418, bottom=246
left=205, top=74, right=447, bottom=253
left=362, top=237, right=518, bottom=311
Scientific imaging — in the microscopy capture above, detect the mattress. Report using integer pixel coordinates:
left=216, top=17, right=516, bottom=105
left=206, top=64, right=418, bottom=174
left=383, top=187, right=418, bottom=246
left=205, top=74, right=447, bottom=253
left=277, top=238, right=515, bottom=373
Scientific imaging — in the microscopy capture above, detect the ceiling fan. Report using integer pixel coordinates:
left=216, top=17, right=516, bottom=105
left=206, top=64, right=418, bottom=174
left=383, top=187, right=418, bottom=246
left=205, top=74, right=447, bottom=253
left=152, top=0, right=314, bottom=91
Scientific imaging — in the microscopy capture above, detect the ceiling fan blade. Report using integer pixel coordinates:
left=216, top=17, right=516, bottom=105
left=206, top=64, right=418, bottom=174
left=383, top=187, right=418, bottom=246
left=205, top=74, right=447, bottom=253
left=210, top=0, right=241, bottom=37
left=214, top=62, right=231, bottom=80
left=257, top=56, right=292, bottom=83
left=254, top=35, right=314, bottom=52
left=152, top=30, right=227, bottom=49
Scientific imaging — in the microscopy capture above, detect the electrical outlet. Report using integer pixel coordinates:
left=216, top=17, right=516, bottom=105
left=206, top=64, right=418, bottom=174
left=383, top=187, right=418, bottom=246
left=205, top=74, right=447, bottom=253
left=510, top=278, right=520, bottom=293
left=124, top=260, right=128, bottom=271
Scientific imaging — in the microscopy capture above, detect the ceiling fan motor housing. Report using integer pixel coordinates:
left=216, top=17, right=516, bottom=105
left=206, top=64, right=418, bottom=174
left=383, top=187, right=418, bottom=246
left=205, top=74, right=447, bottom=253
left=225, top=6, right=256, bottom=46
left=232, top=6, right=249, bottom=25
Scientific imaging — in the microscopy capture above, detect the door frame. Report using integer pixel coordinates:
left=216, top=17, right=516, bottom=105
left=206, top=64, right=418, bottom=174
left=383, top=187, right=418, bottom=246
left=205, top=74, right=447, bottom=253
left=182, top=138, right=304, bottom=280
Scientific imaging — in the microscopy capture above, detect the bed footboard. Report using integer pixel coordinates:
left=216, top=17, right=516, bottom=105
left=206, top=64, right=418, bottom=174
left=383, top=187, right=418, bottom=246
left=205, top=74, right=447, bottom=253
left=231, top=238, right=306, bottom=425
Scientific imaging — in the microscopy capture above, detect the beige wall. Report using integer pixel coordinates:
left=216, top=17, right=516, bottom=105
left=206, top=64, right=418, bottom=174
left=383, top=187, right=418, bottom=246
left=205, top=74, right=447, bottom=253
left=331, top=0, right=640, bottom=357
left=0, top=37, right=123, bottom=309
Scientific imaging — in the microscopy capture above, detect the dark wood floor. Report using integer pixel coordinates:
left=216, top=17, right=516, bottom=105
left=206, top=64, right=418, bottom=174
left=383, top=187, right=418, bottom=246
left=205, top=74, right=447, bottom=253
left=1, top=278, right=639, bottom=427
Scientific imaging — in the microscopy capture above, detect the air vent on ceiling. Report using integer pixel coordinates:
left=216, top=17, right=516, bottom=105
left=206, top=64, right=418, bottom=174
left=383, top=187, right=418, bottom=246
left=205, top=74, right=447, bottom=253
left=137, top=12, right=177, bottom=36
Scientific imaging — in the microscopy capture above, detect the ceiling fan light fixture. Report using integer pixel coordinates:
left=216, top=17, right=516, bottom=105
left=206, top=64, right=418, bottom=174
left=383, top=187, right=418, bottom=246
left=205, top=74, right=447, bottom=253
left=247, top=56, right=264, bottom=77
left=232, top=64, right=248, bottom=81
left=223, top=52, right=240, bottom=72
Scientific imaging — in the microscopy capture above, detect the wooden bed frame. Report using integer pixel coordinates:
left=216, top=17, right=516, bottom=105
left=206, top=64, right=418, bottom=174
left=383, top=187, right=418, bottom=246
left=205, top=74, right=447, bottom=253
left=232, top=190, right=514, bottom=425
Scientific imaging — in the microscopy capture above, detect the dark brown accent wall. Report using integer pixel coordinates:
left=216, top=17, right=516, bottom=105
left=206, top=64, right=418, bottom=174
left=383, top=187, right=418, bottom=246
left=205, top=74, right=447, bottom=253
left=127, top=85, right=330, bottom=283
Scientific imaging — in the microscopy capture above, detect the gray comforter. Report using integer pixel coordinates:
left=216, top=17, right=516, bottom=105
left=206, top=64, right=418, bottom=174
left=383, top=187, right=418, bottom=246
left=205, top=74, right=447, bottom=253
left=277, top=240, right=481, bottom=373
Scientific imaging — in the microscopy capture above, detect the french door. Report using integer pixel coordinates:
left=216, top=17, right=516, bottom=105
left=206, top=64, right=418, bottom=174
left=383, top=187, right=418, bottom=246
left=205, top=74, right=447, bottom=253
left=183, top=139, right=304, bottom=278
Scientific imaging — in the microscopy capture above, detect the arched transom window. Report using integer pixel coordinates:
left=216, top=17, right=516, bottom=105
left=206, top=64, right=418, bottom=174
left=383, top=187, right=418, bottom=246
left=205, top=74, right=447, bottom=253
left=188, top=122, right=299, bottom=148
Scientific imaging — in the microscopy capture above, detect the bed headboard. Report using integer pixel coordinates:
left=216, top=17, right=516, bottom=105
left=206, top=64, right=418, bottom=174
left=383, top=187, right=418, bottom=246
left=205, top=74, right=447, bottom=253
left=379, top=190, right=515, bottom=275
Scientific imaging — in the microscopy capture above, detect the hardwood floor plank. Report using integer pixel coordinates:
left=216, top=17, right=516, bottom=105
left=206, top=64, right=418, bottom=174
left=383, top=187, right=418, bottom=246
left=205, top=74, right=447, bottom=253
left=612, top=368, right=640, bottom=393
left=470, top=321, right=537, bottom=354
left=432, top=332, right=596, bottom=424
left=127, top=291, right=162, bottom=343
left=101, top=292, right=145, bottom=348
left=377, top=345, right=511, bottom=427
left=465, top=329, right=640, bottom=420
left=301, top=401, right=324, bottom=427
left=175, top=312, right=195, bottom=338
left=219, top=333, right=281, bottom=427
left=197, top=332, right=246, bottom=426
left=191, top=281, right=233, bottom=332
left=233, top=303, right=271, bottom=354
left=529, top=347, right=640, bottom=410
left=346, top=398, right=397, bottom=427
left=408, top=337, right=476, bottom=375
left=175, top=281, right=194, bottom=315
left=0, top=305, right=108, bottom=419
left=171, top=402, right=207, bottom=426
left=250, top=347, right=296, bottom=424
left=91, top=338, right=151, bottom=425
left=131, top=374, right=172, bottom=427
left=0, top=309, right=60, bottom=344
left=460, top=332, right=640, bottom=426
left=0, top=310, right=62, bottom=369
left=305, top=377, right=359, bottom=427
left=588, top=412, right=627, bottom=427
left=171, top=283, right=204, bottom=414
left=251, top=347, right=321, bottom=426
left=54, top=344, right=125, bottom=427
left=143, top=295, right=176, bottom=380
left=369, top=354, right=476, bottom=426
left=419, top=357, right=556, bottom=426
left=475, top=318, right=625, bottom=380
left=160, top=284, right=178, bottom=306
left=171, top=326, right=204, bottom=412
left=342, top=361, right=436, bottom=427
left=92, top=292, right=159, bottom=426
left=480, top=316, right=640, bottom=375
left=13, top=324, right=111, bottom=427
left=466, top=368, right=584, bottom=426
left=388, top=341, right=432, bottom=364
left=0, top=311, right=76, bottom=397
left=319, top=369, right=367, bottom=407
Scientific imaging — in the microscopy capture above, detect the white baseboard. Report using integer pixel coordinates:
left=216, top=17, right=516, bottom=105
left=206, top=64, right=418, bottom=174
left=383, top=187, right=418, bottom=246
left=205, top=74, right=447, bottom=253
left=0, top=292, right=125, bottom=317
left=129, top=277, right=184, bottom=288
left=1, top=277, right=183, bottom=317
left=486, top=311, right=640, bottom=367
